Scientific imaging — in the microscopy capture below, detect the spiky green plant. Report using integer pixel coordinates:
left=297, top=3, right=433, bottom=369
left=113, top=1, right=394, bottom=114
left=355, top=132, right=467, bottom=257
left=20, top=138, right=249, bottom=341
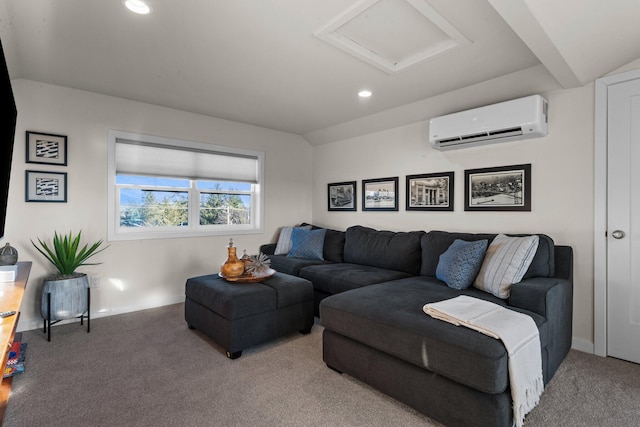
left=31, top=230, right=108, bottom=277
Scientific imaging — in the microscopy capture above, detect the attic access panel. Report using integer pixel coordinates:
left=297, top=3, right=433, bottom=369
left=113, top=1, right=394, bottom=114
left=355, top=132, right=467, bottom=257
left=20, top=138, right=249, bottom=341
left=315, top=0, right=470, bottom=73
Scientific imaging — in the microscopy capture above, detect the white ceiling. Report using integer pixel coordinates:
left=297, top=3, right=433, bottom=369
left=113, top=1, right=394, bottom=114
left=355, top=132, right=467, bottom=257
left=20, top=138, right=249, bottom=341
left=1, top=0, right=640, bottom=145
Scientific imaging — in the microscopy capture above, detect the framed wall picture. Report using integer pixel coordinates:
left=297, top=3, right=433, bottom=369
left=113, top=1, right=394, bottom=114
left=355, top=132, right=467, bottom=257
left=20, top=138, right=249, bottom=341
left=25, top=170, right=68, bottom=203
left=406, top=172, right=454, bottom=211
left=362, top=177, right=398, bottom=211
left=464, top=164, right=531, bottom=211
left=328, top=181, right=357, bottom=211
left=26, top=131, right=68, bottom=166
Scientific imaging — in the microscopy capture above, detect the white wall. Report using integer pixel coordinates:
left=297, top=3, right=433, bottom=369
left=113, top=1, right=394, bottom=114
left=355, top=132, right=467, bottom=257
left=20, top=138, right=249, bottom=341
left=7, top=78, right=597, bottom=348
left=7, top=79, right=313, bottom=332
left=312, top=86, right=595, bottom=348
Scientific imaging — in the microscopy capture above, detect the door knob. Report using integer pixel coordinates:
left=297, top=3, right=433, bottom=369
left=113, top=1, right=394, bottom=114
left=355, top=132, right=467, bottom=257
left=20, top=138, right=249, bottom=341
left=612, top=230, right=625, bottom=239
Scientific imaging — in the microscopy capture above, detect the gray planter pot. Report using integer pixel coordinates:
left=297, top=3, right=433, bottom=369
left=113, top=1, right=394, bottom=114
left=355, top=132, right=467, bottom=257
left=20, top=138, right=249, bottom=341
left=40, top=274, right=90, bottom=321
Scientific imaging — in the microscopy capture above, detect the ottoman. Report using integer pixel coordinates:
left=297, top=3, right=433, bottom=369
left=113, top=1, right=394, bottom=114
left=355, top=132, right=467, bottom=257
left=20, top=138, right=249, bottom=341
left=185, top=272, right=314, bottom=359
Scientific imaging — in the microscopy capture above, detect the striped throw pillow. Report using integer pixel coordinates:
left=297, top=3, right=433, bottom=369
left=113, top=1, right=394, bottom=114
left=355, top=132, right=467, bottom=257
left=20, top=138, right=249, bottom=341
left=473, top=234, right=539, bottom=299
left=274, top=225, right=312, bottom=255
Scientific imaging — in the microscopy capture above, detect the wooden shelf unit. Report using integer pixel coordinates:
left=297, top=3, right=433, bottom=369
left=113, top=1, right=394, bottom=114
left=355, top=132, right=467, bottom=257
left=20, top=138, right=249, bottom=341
left=0, top=261, right=31, bottom=425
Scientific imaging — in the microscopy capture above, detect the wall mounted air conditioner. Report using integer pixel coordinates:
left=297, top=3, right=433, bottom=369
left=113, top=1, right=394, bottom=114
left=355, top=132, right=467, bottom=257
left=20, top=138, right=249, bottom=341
left=428, top=95, right=548, bottom=150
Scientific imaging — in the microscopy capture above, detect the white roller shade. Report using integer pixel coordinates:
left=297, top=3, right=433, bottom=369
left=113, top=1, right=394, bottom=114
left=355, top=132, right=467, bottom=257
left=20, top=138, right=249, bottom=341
left=115, top=140, right=259, bottom=183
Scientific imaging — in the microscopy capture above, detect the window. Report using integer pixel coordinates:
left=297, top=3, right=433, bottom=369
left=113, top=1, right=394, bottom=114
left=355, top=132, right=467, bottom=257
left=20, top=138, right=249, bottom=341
left=108, top=130, right=264, bottom=240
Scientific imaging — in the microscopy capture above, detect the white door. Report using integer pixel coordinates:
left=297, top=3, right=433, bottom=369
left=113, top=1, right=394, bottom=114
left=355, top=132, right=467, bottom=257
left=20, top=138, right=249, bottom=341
left=607, top=78, right=640, bottom=364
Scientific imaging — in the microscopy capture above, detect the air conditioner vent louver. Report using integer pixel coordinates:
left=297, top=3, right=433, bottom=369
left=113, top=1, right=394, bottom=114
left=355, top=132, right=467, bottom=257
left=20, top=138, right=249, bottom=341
left=428, top=95, right=547, bottom=150
left=489, top=127, right=523, bottom=137
left=460, top=133, right=485, bottom=140
left=439, top=137, right=462, bottom=143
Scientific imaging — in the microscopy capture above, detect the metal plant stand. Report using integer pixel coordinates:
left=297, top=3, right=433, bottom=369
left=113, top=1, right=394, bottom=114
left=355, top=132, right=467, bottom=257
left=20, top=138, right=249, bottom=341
left=41, top=275, right=91, bottom=342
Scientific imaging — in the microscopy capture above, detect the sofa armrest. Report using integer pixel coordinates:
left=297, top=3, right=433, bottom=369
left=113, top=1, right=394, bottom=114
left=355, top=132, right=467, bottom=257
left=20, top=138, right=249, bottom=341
left=553, top=246, right=573, bottom=281
left=509, top=276, right=573, bottom=382
left=260, top=243, right=276, bottom=256
left=509, top=278, right=568, bottom=318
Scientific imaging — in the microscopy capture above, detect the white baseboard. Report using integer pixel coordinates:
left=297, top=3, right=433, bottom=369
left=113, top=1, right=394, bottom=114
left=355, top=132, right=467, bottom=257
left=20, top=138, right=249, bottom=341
left=17, top=294, right=185, bottom=333
left=91, top=294, right=185, bottom=319
left=571, top=337, right=595, bottom=354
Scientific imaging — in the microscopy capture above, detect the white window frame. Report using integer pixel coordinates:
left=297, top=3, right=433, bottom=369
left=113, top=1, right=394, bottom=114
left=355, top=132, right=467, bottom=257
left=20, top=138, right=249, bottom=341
left=107, top=130, right=264, bottom=241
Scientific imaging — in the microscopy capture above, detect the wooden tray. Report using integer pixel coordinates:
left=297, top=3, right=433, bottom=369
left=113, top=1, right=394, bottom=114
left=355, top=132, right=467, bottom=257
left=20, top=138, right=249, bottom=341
left=219, top=268, right=276, bottom=283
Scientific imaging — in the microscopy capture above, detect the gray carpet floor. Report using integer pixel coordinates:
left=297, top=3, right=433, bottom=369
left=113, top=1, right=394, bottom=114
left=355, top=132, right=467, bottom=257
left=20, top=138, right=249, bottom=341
left=4, top=303, right=640, bottom=427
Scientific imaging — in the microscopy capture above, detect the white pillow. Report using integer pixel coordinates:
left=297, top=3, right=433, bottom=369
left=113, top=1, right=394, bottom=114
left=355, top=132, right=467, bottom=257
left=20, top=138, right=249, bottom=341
left=473, top=234, right=539, bottom=299
left=274, top=225, right=312, bottom=255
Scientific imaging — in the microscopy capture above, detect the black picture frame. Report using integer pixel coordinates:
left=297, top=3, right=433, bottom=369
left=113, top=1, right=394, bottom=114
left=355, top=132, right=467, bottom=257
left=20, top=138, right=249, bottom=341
left=25, top=170, right=68, bottom=203
left=362, top=177, right=398, bottom=211
left=328, top=181, right=357, bottom=211
left=26, top=131, right=68, bottom=166
left=406, top=172, right=454, bottom=211
left=464, top=164, right=531, bottom=211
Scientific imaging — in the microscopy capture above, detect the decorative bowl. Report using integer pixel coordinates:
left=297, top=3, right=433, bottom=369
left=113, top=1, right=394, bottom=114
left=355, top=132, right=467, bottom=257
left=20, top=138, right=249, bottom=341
left=219, top=268, right=276, bottom=283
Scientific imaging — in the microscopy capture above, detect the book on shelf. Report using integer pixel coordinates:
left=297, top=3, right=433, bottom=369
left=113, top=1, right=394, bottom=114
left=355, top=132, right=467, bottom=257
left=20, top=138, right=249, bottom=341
left=3, top=332, right=26, bottom=379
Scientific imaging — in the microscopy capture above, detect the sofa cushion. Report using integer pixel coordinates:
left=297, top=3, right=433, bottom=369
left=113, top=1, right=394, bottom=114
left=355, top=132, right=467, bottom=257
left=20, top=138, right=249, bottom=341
left=436, top=239, right=488, bottom=290
left=323, top=229, right=346, bottom=262
left=267, top=254, right=333, bottom=276
left=522, top=234, right=554, bottom=279
left=421, top=231, right=555, bottom=278
left=288, top=228, right=326, bottom=260
left=320, top=277, right=548, bottom=394
left=274, top=225, right=311, bottom=255
left=474, top=234, right=539, bottom=298
left=299, top=223, right=346, bottom=263
left=344, top=225, right=425, bottom=275
left=299, top=263, right=412, bottom=295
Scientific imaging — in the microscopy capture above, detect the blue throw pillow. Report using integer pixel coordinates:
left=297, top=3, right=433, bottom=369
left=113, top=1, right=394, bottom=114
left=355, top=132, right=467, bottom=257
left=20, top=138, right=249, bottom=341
left=436, top=239, right=488, bottom=290
left=288, top=228, right=326, bottom=260
left=274, top=225, right=312, bottom=255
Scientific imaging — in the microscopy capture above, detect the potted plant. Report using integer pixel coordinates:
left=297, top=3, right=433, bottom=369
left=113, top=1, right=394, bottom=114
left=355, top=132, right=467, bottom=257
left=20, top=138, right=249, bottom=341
left=31, top=230, right=108, bottom=340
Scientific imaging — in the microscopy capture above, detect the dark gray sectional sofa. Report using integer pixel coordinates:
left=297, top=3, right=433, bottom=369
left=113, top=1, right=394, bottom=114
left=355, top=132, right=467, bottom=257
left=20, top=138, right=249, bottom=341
left=260, top=225, right=573, bottom=427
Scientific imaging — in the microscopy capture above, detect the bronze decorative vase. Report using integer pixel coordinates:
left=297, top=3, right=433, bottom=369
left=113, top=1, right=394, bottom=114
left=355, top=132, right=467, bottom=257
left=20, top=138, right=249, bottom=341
left=221, top=239, right=245, bottom=278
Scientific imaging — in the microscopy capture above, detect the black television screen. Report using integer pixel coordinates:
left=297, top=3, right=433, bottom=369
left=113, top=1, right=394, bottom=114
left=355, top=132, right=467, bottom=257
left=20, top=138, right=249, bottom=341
left=0, top=38, right=17, bottom=241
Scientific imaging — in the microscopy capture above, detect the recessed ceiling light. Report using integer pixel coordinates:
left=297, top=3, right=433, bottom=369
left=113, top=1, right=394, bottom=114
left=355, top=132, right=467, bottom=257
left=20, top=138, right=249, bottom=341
left=123, top=0, right=151, bottom=15
left=359, top=90, right=372, bottom=98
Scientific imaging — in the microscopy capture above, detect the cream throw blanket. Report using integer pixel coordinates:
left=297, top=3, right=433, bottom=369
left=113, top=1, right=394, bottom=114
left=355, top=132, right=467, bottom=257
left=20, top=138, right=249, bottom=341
left=423, top=295, right=543, bottom=427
